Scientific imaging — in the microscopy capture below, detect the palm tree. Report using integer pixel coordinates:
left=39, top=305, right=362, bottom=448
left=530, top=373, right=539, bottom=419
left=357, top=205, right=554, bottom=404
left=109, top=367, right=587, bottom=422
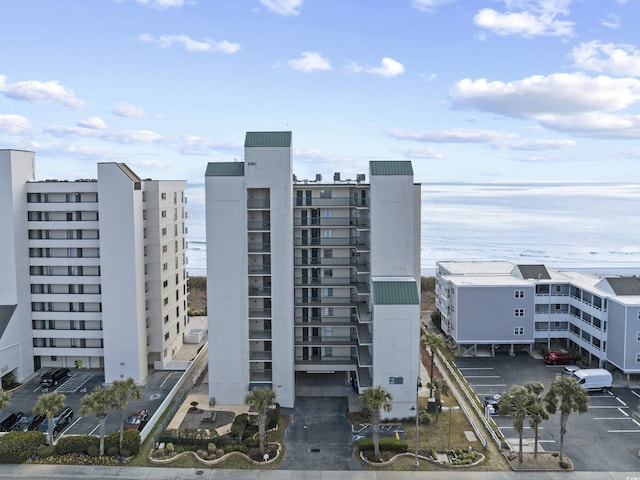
left=498, top=385, right=533, bottom=464
left=80, top=387, right=114, bottom=456
left=524, top=381, right=548, bottom=459
left=361, top=386, right=393, bottom=459
left=244, top=387, right=277, bottom=455
left=422, top=329, right=445, bottom=397
left=428, top=378, right=450, bottom=422
left=0, top=391, right=10, bottom=410
left=33, top=392, right=66, bottom=445
left=544, top=374, right=589, bottom=465
left=110, top=377, right=141, bottom=450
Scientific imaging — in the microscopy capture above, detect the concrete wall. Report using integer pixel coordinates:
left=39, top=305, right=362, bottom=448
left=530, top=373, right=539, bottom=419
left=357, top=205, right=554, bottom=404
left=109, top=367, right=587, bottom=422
left=0, top=150, right=36, bottom=381
left=98, top=164, right=148, bottom=383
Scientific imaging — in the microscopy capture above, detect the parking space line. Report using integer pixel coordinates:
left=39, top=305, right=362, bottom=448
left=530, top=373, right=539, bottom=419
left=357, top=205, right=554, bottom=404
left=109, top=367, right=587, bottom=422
left=619, top=408, right=629, bottom=417
left=500, top=426, right=543, bottom=430
left=631, top=391, right=640, bottom=399
left=89, top=424, right=100, bottom=435
left=589, top=405, right=629, bottom=409
left=160, top=373, right=173, bottom=387
left=633, top=419, right=640, bottom=428
left=465, top=375, right=501, bottom=378
left=457, top=367, right=494, bottom=370
left=538, top=440, right=556, bottom=443
left=608, top=429, right=640, bottom=433
left=594, top=417, right=631, bottom=420
left=615, top=397, right=627, bottom=406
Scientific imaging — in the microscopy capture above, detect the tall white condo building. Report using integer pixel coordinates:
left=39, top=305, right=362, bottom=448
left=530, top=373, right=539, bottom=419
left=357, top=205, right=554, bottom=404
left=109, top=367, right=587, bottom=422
left=205, top=132, right=421, bottom=416
left=0, top=149, right=188, bottom=384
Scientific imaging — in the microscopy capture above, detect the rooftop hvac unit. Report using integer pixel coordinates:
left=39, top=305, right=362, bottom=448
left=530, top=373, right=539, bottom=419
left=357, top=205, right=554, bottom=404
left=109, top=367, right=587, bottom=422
left=356, top=174, right=365, bottom=182
left=334, top=172, right=341, bottom=182
left=315, top=174, right=322, bottom=182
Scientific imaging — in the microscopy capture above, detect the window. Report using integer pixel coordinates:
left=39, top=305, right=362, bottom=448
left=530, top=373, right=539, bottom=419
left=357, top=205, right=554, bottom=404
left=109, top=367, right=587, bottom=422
left=324, top=288, right=333, bottom=297
left=324, top=249, right=333, bottom=258
left=164, top=315, right=169, bottom=324
left=324, top=269, right=333, bottom=278
left=162, top=245, right=168, bottom=253
left=163, top=280, right=168, bottom=288
left=322, top=209, right=333, bottom=218
left=163, top=297, right=168, bottom=306
left=162, top=227, right=167, bottom=236
left=515, top=308, right=524, bottom=317
left=515, top=290, right=524, bottom=298
left=514, top=327, right=524, bottom=335
left=319, top=190, right=332, bottom=199
left=636, top=353, right=640, bottom=363
left=324, top=307, right=333, bottom=316
left=163, top=263, right=168, bottom=271
left=637, top=332, right=640, bottom=342
left=164, top=332, right=169, bottom=341
left=161, top=193, right=166, bottom=200
left=325, top=327, right=333, bottom=337
left=161, top=210, right=166, bottom=218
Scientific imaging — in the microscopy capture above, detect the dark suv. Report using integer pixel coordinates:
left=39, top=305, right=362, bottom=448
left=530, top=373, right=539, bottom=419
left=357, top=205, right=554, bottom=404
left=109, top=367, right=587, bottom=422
left=40, top=368, right=71, bottom=388
left=37, top=407, right=73, bottom=437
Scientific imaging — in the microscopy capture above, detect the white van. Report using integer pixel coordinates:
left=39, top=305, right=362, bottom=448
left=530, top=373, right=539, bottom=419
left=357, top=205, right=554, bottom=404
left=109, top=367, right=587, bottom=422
left=571, top=368, right=612, bottom=391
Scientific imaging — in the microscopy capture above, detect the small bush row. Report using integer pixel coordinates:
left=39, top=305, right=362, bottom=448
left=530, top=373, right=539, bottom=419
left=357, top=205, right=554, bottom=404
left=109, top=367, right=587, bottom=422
left=356, top=437, right=408, bottom=453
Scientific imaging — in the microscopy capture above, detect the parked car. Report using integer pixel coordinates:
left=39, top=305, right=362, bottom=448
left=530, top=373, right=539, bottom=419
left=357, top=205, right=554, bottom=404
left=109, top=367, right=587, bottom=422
left=10, top=413, right=45, bottom=432
left=123, top=408, right=149, bottom=431
left=40, top=368, right=71, bottom=388
left=561, top=365, right=581, bottom=376
left=483, top=393, right=502, bottom=413
left=37, top=407, right=73, bottom=437
left=544, top=350, right=576, bottom=365
left=0, top=412, right=24, bottom=432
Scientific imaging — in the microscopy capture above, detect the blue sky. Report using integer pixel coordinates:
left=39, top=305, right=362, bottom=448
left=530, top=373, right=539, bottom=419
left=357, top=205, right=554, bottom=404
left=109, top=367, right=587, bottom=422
left=2, top=0, right=640, bottom=185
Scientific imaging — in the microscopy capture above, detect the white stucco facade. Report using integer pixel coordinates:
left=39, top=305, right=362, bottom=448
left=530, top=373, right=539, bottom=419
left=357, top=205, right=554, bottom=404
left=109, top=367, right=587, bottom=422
left=0, top=150, right=187, bottom=384
left=205, top=133, right=421, bottom=415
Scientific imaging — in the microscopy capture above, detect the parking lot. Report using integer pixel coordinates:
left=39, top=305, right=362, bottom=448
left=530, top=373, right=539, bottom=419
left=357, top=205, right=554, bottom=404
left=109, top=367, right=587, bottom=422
left=454, top=352, right=640, bottom=471
left=1, top=368, right=182, bottom=441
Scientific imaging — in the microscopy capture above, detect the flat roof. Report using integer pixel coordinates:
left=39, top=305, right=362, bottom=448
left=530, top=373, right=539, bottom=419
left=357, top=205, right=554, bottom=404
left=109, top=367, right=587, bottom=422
left=438, top=261, right=516, bottom=276
left=447, top=275, right=531, bottom=287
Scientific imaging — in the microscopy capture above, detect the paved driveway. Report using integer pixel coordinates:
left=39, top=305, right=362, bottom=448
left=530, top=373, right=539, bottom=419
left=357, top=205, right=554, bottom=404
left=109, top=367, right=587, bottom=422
left=280, top=396, right=362, bottom=471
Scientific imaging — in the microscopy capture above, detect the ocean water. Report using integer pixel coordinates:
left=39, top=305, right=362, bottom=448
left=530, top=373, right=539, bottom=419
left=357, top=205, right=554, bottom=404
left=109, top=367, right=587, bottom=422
left=185, top=182, right=640, bottom=277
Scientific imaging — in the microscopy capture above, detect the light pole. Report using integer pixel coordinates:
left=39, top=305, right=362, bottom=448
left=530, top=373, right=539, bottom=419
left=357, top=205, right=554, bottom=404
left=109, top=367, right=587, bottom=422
left=414, top=376, right=422, bottom=466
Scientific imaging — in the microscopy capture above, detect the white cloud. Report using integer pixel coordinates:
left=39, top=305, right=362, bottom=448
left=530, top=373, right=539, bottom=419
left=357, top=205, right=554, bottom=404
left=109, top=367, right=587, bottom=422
left=600, top=14, right=621, bottom=29
left=103, top=129, right=164, bottom=144
left=111, top=102, right=150, bottom=118
left=0, top=114, right=32, bottom=135
left=288, top=52, right=332, bottom=72
left=78, top=116, right=107, bottom=130
left=367, top=57, right=405, bottom=77
left=388, top=128, right=515, bottom=143
left=0, top=74, right=85, bottom=108
left=393, top=145, right=446, bottom=159
left=538, top=112, right=640, bottom=138
left=474, top=0, right=574, bottom=37
left=450, top=73, right=640, bottom=118
left=411, top=0, right=456, bottom=12
left=494, top=138, right=576, bottom=150
left=260, top=0, right=303, bottom=16
left=139, top=34, right=241, bottom=54
left=571, top=41, right=640, bottom=77
left=132, top=0, right=187, bottom=9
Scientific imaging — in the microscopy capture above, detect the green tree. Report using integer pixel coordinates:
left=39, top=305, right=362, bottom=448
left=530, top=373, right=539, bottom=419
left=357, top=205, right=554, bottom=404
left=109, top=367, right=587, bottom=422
left=422, top=329, right=445, bottom=397
left=0, top=390, right=10, bottom=410
left=244, top=387, right=277, bottom=455
left=544, top=375, right=589, bottom=466
left=498, top=385, right=533, bottom=464
left=361, top=386, right=393, bottom=459
left=110, top=378, right=141, bottom=450
left=33, top=392, right=66, bottom=445
left=80, top=387, right=114, bottom=456
left=428, top=379, right=450, bottom=422
left=524, top=381, right=548, bottom=459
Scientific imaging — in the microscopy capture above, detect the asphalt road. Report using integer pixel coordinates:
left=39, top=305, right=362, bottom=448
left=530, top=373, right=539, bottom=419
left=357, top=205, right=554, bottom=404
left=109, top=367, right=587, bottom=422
left=279, top=396, right=362, bottom=471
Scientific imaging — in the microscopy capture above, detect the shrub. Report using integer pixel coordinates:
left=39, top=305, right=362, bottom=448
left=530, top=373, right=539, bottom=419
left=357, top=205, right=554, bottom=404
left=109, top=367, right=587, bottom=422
left=55, top=435, right=99, bottom=455
left=120, top=448, right=131, bottom=458
left=230, top=413, right=248, bottom=438
left=207, top=443, right=216, bottom=452
left=356, top=437, right=408, bottom=453
left=157, top=429, right=216, bottom=449
left=0, top=431, right=46, bottom=463
left=197, top=449, right=208, bottom=460
left=36, top=445, right=56, bottom=458
left=107, top=446, right=119, bottom=457
left=87, top=445, right=99, bottom=457
left=104, top=430, right=140, bottom=455
left=419, top=412, right=432, bottom=425
left=151, top=449, right=166, bottom=458
left=216, top=449, right=224, bottom=458
left=224, top=444, right=248, bottom=455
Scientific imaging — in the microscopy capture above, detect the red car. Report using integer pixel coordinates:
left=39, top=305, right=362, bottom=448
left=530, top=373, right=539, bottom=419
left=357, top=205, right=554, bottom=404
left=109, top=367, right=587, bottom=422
left=123, top=409, right=149, bottom=431
left=544, top=351, right=575, bottom=365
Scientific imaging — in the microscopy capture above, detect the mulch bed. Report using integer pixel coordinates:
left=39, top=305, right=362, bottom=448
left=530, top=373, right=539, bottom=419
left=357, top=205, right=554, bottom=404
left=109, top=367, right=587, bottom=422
left=504, top=451, right=573, bottom=471
left=178, top=409, right=236, bottom=431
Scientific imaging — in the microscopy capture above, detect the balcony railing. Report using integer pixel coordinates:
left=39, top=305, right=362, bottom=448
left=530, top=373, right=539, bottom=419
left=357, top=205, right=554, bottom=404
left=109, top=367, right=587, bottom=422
left=249, top=329, right=272, bottom=340
left=294, top=355, right=356, bottom=365
left=247, top=199, right=270, bottom=209
left=294, top=316, right=355, bottom=326
left=294, top=237, right=355, bottom=247
left=248, top=265, right=271, bottom=274
left=248, top=286, right=272, bottom=296
left=294, top=217, right=351, bottom=227
left=294, top=257, right=352, bottom=266
left=295, top=296, right=356, bottom=306
left=294, top=336, right=356, bottom=346
left=248, top=243, right=270, bottom=253
left=248, top=308, right=272, bottom=318
left=247, top=221, right=270, bottom=231
left=294, top=277, right=354, bottom=286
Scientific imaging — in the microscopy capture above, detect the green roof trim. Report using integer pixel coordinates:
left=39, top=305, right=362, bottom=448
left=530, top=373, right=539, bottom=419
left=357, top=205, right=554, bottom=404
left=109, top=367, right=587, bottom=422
left=245, top=131, right=292, bottom=148
left=372, top=281, right=419, bottom=305
left=205, top=162, right=245, bottom=177
left=370, top=161, right=413, bottom=176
